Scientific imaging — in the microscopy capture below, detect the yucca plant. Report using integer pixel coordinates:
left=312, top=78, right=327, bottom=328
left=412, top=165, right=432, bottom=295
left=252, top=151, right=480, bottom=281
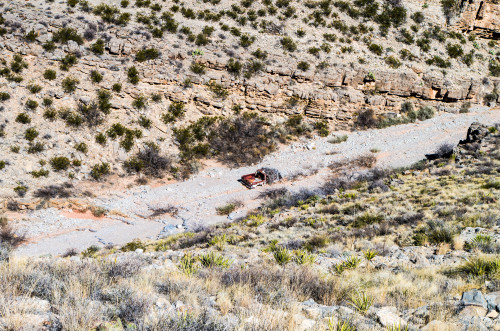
left=178, top=253, right=198, bottom=276
left=455, top=256, right=500, bottom=278
left=349, top=291, right=374, bottom=314
left=294, top=249, right=317, bottom=265
left=327, top=317, right=356, bottom=331
left=273, top=246, right=292, bottom=266
left=364, top=249, right=378, bottom=261
left=198, top=252, right=232, bottom=268
left=386, top=323, right=409, bottom=331
left=209, top=234, right=228, bottom=251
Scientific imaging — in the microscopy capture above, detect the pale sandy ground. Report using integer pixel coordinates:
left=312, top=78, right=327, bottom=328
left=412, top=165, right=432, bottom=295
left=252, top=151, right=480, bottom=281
left=13, top=107, right=500, bottom=256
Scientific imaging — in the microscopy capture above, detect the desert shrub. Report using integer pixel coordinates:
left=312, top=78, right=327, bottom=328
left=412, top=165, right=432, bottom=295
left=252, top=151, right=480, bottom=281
left=0, top=160, right=5, bottom=170
left=26, top=140, right=45, bottom=154
left=132, top=95, right=148, bottom=109
left=90, top=162, right=110, bottom=180
left=417, top=106, right=435, bottom=120
left=216, top=203, right=236, bottom=215
left=416, top=37, right=431, bottom=52
left=426, top=56, right=451, bottom=68
left=189, top=62, right=206, bottom=75
left=490, top=60, right=500, bottom=77
left=328, top=135, right=348, bottom=144
left=352, top=212, right=383, bottom=228
left=34, top=183, right=73, bottom=198
left=415, top=220, right=456, bottom=245
left=207, top=81, right=228, bottom=100
left=59, top=109, right=84, bottom=127
left=127, top=66, right=140, bottom=84
left=385, top=56, right=401, bottom=69
left=209, top=113, right=276, bottom=166
left=27, top=83, right=42, bottom=94
left=60, top=54, right=78, bottom=71
left=0, top=219, right=26, bottom=248
left=138, top=115, right=152, bottom=129
left=226, top=58, right=242, bottom=76
left=90, top=70, right=103, bottom=83
left=24, top=127, right=39, bottom=141
left=368, top=43, right=383, bottom=56
left=446, top=43, right=463, bottom=58
left=112, top=83, right=122, bottom=93
left=124, top=142, right=171, bottom=177
left=355, top=109, right=377, bottom=128
left=42, top=98, right=53, bottom=107
left=244, top=60, right=264, bottom=78
left=75, top=142, right=88, bottom=154
left=62, top=76, right=79, bottom=93
left=460, top=102, right=471, bottom=113
left=90, top=38, right=105, bottom=55
left=26, top=99, right=38, bottom=110
left=411, top=11, right=424, bottom=23
left=135, top=48, right=160, bottom=62
left=297, top=61, right=310, bottom=71
left=281, top=36, right=297, bottom=52
left=0, top=91, right=10, bottom=101
left=162, top=102, right=186, bottom=124
left=31, top=168, right=49, bottom=177
left=50, top=156, right=71, bottom=171
left=96, top=132, right=107, bottom=145
left=15, top=113, right=31, bottom=124
left=52, top=27, right=83, bottom=44
left=77, top=102, right=103, bottom=127
left=331, top=256, right=361, bottom=274
left=43, top=69, right=57, bottom=80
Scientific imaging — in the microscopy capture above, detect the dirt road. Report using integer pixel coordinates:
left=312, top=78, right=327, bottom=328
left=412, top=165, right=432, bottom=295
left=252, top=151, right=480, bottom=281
left=13, top=107, right=500, bottom=256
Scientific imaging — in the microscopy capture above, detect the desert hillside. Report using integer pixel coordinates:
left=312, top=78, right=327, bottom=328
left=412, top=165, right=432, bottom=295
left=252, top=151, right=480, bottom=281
left=0, top=0, right=498, bottom=198
left=0, top=0, right=499, bottom=330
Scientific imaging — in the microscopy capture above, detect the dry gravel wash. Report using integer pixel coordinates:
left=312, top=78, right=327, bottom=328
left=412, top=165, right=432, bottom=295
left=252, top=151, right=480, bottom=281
left=13, top=107, right=500, bottom=257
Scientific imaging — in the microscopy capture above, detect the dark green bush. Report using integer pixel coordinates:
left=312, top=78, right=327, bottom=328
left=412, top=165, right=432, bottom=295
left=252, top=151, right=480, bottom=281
left=24, top=127, right=39, bottom=141
left=162, top=102, right=185, bottom=123
left=26, top=99, right=38, bottom=110
left=368, top=43, right=383, bottom=56
left=0, top=92, right=10, bottom=101
left=281, top=36, right=297, bottom=52
left=75, top=142, right=88, bottom=154
left=446, top=43, right=463, bottom=58
left=90, top=162, right=110, bottom=180
left=96, top=133, right=107, bottom=145
left=52, top=27, right=83, bottom=45
left=90, top=70, right=103, bottom=83
left=50, top=156, right=71, bottom=171
left=417, top=106, right=435, bottom=120
left=60, top=54, right=78, bottom=71
left=43, top=69, right=57, bottom=80
left=132, top=95, right=148, bottom=109
left=227, top=58, right=242, bottom=76
left=15, top=113, right=31, bottom=124
left=190, top=62, right=206, bottom=75
left=135, top=48, right=160, bottom=62
left=112, top=83, right=122, bottom=92
left=127, top=66, right=140, bottom=84
left=385, top=56, right=401, bottom=69
left=90, top=39, right=105, bottom=55
left=62, top=76, right=79, bottom=93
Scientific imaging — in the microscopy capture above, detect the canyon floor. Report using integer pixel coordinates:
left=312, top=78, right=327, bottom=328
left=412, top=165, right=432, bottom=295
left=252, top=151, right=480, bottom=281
left=11, top=106, right=499, bottom=257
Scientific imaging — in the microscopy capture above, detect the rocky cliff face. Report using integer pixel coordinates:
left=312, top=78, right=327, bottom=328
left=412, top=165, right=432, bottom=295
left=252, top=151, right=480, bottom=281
left=456, top=0, right=500, bottom=38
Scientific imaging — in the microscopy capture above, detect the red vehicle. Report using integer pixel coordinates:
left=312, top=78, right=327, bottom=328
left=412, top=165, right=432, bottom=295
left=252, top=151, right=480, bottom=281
left=240, top=168, right=282, bottom=189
